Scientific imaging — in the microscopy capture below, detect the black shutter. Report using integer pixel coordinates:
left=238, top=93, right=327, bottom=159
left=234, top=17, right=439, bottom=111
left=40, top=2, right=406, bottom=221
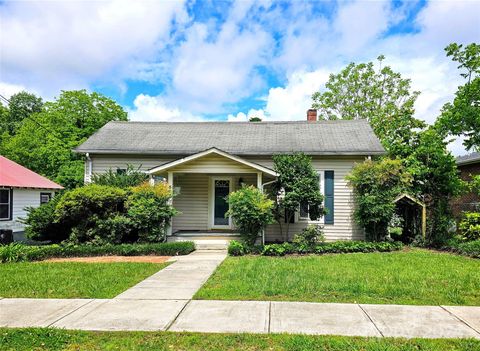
left=324, top=171, right=334, bottom=224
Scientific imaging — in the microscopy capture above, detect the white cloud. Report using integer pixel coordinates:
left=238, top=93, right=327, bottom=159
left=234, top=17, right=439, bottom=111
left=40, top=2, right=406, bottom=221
left=166, top=3, right=273, bottom=113
left=0, top=0, right=187, bottom=95
left=227, top=108, right=266, bottom=122
left=0, top=82, right=28, bottom=100
left=128, top=94, right=203, bottom=122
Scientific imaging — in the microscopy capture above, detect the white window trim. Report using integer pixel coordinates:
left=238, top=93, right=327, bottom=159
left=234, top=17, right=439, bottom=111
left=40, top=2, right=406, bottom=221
left=298, top=171, right=325, bottom=224
left=0, top=188, right=12, bottom=221
left=208, top=176, right=233, bottom=230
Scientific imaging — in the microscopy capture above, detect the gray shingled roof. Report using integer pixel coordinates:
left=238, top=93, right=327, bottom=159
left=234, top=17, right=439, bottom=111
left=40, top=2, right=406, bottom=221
left=456, top=152, right=480, bottom=165
left=75, top=120, right=385, bottom=156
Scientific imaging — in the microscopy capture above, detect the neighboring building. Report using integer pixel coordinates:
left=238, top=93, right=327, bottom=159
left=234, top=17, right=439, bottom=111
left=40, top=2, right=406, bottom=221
left=0, top=156, right=63, bottom=235
left=452, top=152, right=480, bottom=217
left=75, top=110, right=385, bottom=243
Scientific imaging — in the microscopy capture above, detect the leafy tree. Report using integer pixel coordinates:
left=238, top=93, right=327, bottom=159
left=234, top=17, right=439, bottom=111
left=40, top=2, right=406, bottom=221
left=2, top=90, right=127, bottom=188
left=249, top=116, right=262, bottom=122
left=436, top=43, right=480, bottom=151
left=347, top=159, right=412, bottom=241
left=6, top=91, right=43, bottom=135
left=269, top=153, right=324, bottom=241
left=404, top=128, right=463, bottom=243
left=312, top=56, right=425, bottom=156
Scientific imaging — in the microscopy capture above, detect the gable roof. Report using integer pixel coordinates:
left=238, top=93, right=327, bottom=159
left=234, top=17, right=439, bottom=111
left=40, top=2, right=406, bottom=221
left=148, top=147, right=277, bottom=176
left=456, top=152, right=480, bottom=166
left=0, top=156, right=63, bottom=189
left=75, top=120, right=385, bottom=156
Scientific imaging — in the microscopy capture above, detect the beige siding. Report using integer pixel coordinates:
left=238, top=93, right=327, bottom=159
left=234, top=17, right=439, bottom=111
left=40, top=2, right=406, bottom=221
left=0, top=189, right=54, bottom=232
left=171, top=173, right=258, bottom=232
left=89, top=154, right=177, bottom=177
left=261, top=156, right=365, bottom=242
left=88, top=153, right=364, bottom=241
left=169, top=154, right=259, bottom=173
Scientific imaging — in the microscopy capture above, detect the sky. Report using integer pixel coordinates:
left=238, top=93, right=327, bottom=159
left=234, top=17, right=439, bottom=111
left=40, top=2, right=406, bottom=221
left=0, top=0, right=479, bottom=155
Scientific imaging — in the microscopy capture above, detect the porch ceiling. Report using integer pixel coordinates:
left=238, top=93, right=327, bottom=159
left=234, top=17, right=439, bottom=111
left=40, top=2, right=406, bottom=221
left=147, top=147, right=277, bottom=176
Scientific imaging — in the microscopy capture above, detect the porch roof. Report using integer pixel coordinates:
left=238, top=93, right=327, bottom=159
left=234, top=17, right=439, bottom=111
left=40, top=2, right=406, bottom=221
left=147, top=147, right=277, bottom=176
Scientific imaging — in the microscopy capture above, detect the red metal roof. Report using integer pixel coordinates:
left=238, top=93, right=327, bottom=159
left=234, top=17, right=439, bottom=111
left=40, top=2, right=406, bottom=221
left=0, top=156, right=63, bottom=189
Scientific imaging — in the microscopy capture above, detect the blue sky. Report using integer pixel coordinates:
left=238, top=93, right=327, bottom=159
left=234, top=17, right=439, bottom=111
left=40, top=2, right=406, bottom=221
left=0, top=0, right=479, bottom=154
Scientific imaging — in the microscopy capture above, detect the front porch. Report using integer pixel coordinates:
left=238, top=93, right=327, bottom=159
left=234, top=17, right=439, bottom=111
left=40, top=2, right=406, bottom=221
left=147, top=148, right=277, bottom=244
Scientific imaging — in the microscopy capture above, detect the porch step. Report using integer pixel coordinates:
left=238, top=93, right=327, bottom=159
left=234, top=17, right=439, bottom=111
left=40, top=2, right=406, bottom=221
left=168, top=233, right=241, bottom=250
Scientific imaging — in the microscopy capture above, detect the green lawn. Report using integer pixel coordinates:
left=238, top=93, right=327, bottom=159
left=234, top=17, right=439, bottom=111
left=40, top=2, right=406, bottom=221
left=1, top=328, right=479, bottom=351
left=0, top=262, right=168, bottom=298
left=195, top=249, right=480, bottom=305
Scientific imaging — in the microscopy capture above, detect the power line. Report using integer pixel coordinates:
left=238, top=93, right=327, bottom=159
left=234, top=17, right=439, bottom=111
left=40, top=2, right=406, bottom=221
left=0, top=93, right=66, bottom=144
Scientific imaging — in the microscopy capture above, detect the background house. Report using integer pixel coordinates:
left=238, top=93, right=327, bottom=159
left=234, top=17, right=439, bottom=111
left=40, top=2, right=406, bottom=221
left=0, top=156, right=63, bottom=240
left=452, top=152, right=480, bottom=218
left=76, top=111, right=385, bottom=244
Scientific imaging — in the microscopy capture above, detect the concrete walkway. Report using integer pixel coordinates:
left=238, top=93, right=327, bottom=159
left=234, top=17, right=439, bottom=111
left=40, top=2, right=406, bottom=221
left=1, top=250, right=480, bottom=339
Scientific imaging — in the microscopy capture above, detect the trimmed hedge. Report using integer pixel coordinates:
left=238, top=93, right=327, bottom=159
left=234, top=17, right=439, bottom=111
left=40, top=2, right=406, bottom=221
left=0, top=242, right=195, bottom=263
left=228, top=240, right=403, bottom=257
left=443, top=239, right=480, bottom=259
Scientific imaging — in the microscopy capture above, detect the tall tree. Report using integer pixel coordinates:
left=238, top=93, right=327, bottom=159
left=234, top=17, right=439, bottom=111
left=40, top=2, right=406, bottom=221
left=435, top=43, right=480, bottom=151
left=6, top=91, right=43, bottom=135
left=311, top=56, right=425, bottom=157
left=3, top=90, right=127, bottom=188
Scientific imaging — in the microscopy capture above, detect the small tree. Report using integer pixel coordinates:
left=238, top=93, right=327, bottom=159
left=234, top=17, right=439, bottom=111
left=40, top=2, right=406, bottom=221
left=269, top=153, right=324, bottom=241
left=226, top=185, right=274, bottom=245
left=347, top=159, right=412, bottom=241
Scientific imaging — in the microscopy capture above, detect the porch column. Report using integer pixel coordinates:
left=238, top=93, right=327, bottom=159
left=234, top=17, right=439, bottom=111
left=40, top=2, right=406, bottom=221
left=257, top=172, right=262, bottom=191
left=149, top=174, right=154, bottom=186
left=167, top=171, right=173, bottom=236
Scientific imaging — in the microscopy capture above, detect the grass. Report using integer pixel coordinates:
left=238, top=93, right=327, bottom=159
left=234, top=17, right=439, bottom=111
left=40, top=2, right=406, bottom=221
left=1, top=328, right=479, bottom=351
left=0, top=261, right=168, bottom=298
left=195, top=249, right=480, bottom=305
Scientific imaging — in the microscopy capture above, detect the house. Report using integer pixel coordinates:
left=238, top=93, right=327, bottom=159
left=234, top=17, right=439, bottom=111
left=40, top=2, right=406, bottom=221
left=452, top=152, right=480, bottom=217
left=0, top=156, right=63, bottom=238
left=75, top=110, right=385, bottom=243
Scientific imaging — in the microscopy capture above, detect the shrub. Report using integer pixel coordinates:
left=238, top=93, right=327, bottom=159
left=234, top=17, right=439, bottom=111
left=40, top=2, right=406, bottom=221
left=459, top=212, right=480, bottom=241
left=126, top=182, right=177, bottom=242
left=23, top=194, right=69, bottom=243
left=455, top=240, right=480, bottom=258
left=293, top=225, right=325, bottom=252
left=55, top=184, right=128, bottom=243
left=0, top=242, right=195, bottom=263
left=226, top=185, right=274, bottom=245
left=91, top=164, right=149, bottom=188
left=262, top=243, right=295, bottom=256
left=346, top=159, right=412, bottom=241
left=228, top=240, right=246, bottom=256
left=314, top=241, right=403, bottom=254
left=82, top=215, right=134, bottom=245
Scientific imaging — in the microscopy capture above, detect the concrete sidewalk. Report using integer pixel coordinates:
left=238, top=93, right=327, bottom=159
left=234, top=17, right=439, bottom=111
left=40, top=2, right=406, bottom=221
left=1, top=250, right=479, bottom=339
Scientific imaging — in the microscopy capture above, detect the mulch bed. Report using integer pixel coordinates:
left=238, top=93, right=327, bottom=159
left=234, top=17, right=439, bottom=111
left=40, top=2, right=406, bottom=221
left=43, top=256, right=171, bottom=263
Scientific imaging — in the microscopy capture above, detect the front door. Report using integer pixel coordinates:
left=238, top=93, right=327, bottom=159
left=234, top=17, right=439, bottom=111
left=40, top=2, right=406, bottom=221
left=210, top=177, right=232, bottom=229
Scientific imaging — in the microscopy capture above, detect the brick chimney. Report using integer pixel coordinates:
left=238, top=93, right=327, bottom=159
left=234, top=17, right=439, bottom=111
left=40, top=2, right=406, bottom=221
left=307, top=109, right=317, bottom=122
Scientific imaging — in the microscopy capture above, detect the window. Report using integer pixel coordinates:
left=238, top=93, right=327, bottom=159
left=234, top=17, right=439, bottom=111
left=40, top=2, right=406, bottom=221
left=324, top=170, right=334, bottom=224
left=116, top=168, right=127, bottom=175
left=40, top=192, right=52, bottom=204
left=299, top=201, right=309, bottom=219
left=0, top=189, right=12, bottom=220
left=299, top=173, right=321, bottom=221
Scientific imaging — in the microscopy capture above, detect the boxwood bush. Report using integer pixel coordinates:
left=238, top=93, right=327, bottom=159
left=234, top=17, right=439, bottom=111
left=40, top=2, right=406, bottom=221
left=228, top=240, right=404, bottom=257
left=0, top=241, right=195, bottom=263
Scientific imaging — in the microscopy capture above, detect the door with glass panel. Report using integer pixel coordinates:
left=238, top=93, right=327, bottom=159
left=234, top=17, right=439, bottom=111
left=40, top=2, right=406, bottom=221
left=210, top=177, right=232, bottom=229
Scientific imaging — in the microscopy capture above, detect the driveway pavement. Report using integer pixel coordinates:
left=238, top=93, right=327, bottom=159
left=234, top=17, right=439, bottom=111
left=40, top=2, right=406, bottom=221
left=1, top=250, right=479, bottom=339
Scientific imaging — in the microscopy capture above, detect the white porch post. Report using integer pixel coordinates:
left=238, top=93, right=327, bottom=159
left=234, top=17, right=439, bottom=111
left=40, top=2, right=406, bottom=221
left=167, top=171, right=173, bottom=237
left=257, top=172, right=265, bottom=245
left=149, top=174, right=154, bottom=186
left=257, top=172, right=262, bottom=191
